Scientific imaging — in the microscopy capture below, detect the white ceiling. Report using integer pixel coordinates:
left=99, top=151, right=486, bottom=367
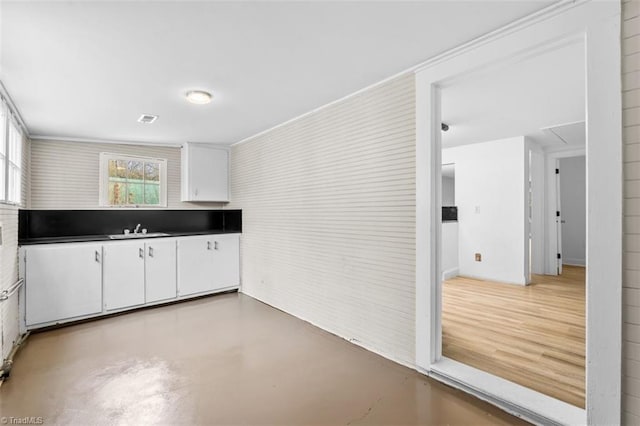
left=0, top=1, right=552, bottom=145
left=441, top=40, right=585, bottom=149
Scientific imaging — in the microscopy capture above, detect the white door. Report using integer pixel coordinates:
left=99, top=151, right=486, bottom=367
left=177, top=236, right=215, bottom=296
left=212, top=234, right=240, bottom=290
left=145, top=239, right=177, bottom=303
left=103, top=242, right=145, bottom=310
left=25, top=243, right=103, bottom=326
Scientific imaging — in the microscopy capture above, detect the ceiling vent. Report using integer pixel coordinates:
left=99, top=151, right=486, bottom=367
left=137, top=114, right=158, bottom=124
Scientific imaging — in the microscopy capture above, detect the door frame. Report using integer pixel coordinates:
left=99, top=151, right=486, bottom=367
left=529, top=145, right=546, bottom=276
left=415, top=1, right=621, bottom=424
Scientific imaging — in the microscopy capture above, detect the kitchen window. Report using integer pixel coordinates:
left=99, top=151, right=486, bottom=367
left=0, top=101, right=23, bottom=205
left=99, top=153, right=167, bottom=207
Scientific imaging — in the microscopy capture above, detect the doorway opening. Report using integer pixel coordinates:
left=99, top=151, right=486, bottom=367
left=415, top=2, right=622, bottom=424
left=438, top=36, right=587, bottom=404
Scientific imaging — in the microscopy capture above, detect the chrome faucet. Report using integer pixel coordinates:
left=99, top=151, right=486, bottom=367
left=134, top=224, right=142, bottom=234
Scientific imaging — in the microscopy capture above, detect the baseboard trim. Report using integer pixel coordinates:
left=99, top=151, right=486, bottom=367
left=442, top=267, right=459, bottom=280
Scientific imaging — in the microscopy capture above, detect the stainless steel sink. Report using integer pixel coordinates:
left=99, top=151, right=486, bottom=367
left=108, top=232, right=170, bottom=240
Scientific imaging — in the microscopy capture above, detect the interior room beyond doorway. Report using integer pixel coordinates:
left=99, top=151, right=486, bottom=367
left=442, top=266, right=585, bottom=407
left=438, top=39, right=587, bottom=409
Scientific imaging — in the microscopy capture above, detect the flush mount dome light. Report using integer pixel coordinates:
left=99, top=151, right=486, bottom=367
left=186, top=90, right=213, bottom=104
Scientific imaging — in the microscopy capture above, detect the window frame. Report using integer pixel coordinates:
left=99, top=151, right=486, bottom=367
left=0, top=104, right=6, bottom=202
left=0, top=100, right=23, bottom=206
left=98, top=152, right=168, bottom=208
left=6, top=116, right=23, bottom=204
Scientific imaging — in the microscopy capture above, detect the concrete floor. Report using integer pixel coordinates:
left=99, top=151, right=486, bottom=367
left=0, top=293, right=525, bottom=425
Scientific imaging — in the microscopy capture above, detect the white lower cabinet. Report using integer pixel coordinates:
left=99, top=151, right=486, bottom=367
left=145, top=239, right=177, bottom=303
left=103, top=242, right=146, bottom=311
left=21, top=233, right=239, bottom=329
left=24, top=243, right=103, bottom=326
left=104, top=240, right=177, bottom=310
left=177, top=235, right=215, bottom=296
left=177, top=234, right=240, bottom=297
left=211, top=234, right=240, bottom=290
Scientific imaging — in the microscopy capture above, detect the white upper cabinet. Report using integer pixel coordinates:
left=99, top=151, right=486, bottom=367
left=181, top=143, right=229, bottom=202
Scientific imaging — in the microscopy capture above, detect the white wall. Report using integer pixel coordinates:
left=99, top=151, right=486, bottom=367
left=559, top=156, right=586, bottom=266
left=29, top=140, right=224, bottom=209
left=621, top=2, right=639, bottom=423
left=442, top=176, right=455, bottom=206
left=228, top=74, right=416, bottom=365
left=442, top=136, right=527, bottom=285
left=442, top=222, right=458, bottom=279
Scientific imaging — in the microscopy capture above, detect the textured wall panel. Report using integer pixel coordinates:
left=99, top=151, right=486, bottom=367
left=0, top=135, right=29, bottom=359
left=623, top=1, right=640, bottom=424
left=30, top=140, right=224, bottom=209
left=228, top=74, right=417, bottom=365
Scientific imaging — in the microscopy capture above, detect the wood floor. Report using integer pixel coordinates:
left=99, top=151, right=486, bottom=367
left=442, top=265, right=585, bottom=408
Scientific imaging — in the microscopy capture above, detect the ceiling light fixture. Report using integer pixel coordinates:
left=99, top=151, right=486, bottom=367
left=186, top=90, right=213, bottom=105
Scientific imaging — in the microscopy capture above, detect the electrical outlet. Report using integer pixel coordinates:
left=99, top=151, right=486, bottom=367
left=475, top=253, right=481, bottom=261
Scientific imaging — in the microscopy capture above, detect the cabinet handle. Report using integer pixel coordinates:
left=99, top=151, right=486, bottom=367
left=214, top=241, right=219, bottom=250
left=207, top=241, right=212, bottom=250
left=139, top=247, right=144, bottom=258
left=148, top=246, right=154, bottom=257
left=95, top=250, right=100, bottom=263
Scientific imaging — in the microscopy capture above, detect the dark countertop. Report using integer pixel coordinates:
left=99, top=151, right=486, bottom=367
left=19, top=230, right=241, bottom=245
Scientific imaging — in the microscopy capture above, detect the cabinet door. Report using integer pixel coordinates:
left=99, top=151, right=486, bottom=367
left=211, top=234, right=240, bottom=290
left=145, top=239, right=177, bottom=303
left=187, top=145, right=229, bottom=201
left=25, top=244, right=102, bottom=326
left=103, top=242, right=145, bottom=311
left=177, top=236, right=215, bottom=297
